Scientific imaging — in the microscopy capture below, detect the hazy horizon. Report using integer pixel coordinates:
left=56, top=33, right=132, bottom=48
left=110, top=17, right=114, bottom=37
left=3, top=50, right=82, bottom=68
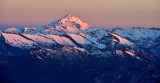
left=0, top=0, right=160, bottom=28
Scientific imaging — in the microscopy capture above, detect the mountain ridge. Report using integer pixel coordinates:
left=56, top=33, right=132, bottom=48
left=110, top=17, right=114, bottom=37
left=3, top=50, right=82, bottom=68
left=0, top=15, right=160, bottom=61
left=0, top=15, right=160, bottom=83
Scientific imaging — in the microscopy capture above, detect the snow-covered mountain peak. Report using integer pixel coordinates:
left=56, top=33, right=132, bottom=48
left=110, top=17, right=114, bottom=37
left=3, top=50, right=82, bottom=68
left=62, top=14, right=73, bottom=18
left=47, top=15, right=90, bottom=32
left=4, top=27, right=22, bottom=33
left=58, top=14, right=88, bottom=25
left=23, top=27, right=36, bottom=34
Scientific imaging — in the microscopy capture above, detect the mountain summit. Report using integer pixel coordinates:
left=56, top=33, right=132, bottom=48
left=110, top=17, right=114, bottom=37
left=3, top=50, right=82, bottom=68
left=43, top=14, right=90, bottom=33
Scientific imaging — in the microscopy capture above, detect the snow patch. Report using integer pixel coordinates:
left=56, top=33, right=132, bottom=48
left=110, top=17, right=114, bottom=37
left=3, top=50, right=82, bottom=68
left=2, top=33, right=34, bottom=48
left=48, top=35, right=75, bottom=46
left=73, top=47, right=86, bottom=52
left=110, top=32, right=133, bottom=45
left=125, top=50, right=135, bottom=56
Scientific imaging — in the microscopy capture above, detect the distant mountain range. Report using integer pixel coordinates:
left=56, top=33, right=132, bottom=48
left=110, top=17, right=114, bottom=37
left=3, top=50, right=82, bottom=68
left=0, top=15, right=160, bottom=83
